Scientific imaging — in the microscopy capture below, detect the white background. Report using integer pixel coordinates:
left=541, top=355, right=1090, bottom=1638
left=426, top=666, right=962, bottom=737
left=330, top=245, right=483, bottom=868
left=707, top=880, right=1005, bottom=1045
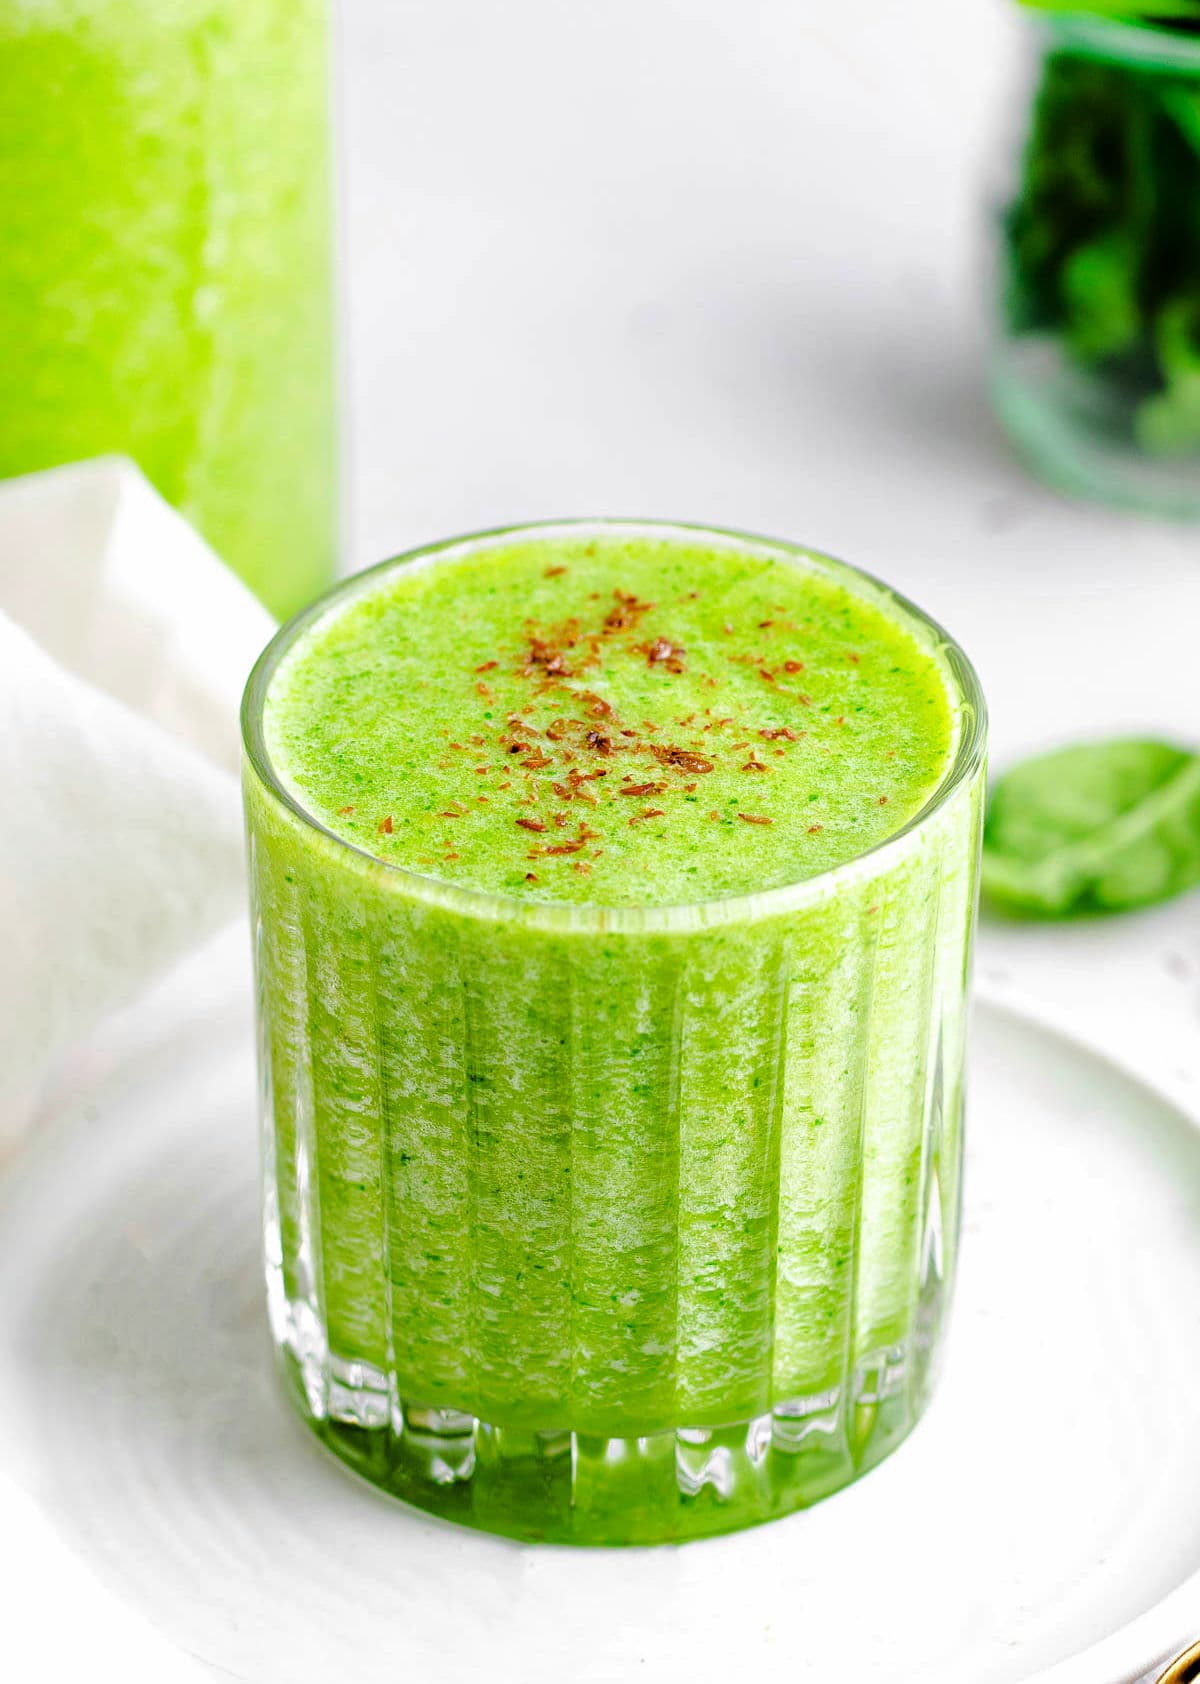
left=5, top=0, right=1200, bottom=1679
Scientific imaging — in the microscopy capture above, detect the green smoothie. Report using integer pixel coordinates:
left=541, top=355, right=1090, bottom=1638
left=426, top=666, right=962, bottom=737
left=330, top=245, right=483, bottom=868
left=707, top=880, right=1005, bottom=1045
left=0, top=0, right=335, bottom=618
left=243, top=522, right=986, bottom=1544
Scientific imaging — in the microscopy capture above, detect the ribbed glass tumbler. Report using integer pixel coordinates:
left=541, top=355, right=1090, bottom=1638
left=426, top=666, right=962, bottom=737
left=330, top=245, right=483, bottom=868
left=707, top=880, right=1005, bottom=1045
left=241, top=547, right=986, bottom=1546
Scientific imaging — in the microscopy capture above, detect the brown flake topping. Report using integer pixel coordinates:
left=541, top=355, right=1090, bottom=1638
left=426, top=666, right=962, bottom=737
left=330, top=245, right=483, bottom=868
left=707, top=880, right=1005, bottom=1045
left=649, top=744, right=714, bottom=775
left=522, top=634, right=574, bottom=680
left=603, top=589, right=654, bottom=633
left=642, top=636, right=686, bottom=673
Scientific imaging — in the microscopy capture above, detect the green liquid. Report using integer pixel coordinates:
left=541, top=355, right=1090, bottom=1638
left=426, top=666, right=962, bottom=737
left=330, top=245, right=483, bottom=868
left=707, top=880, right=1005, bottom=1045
left=244, top=524, right=985, bottom=1542
left=266, top=528, right=955, bottom=901
left=0, top=0, right=335, bottom=618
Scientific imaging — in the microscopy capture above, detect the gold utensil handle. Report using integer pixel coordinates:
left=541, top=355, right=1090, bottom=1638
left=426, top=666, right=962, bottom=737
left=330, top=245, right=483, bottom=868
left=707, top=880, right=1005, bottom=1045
left=1157, top=1639, right=1200, bottom=1684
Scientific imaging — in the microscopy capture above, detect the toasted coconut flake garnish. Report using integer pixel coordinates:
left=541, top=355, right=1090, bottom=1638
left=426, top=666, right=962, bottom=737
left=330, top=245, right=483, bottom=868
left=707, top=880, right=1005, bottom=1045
left=603, top=589, right=654, bottom=634
left=649, top=744, right=714, bottom=775
left=641, top=636, right=686, bottom=673
left=522, top=636, right=572, bottom=680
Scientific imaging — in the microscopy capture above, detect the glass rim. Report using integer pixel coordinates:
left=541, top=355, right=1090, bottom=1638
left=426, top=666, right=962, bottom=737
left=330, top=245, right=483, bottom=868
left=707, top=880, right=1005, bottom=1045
left=241, top=518, right=987, bottom=934
left=1029, top=10, right=1200, bottom=72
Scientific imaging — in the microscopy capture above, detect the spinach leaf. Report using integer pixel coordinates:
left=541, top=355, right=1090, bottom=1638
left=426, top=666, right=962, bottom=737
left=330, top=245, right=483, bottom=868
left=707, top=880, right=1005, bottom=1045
left=1135, top=294, right=1200, bottom=449
left=1061, top=231, right=1142, bottom=361
left=982, top=739, right=1200, bottom=917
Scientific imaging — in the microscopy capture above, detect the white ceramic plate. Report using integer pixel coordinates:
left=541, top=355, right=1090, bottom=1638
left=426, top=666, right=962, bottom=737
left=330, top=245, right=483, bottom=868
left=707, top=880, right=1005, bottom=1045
left=2, top=929, right=1198, bottom=1684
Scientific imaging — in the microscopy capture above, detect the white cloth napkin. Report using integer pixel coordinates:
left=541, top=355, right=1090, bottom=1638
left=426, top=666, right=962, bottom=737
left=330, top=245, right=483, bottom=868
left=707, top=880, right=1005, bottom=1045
left=0, top=458, right=275, bottom=1150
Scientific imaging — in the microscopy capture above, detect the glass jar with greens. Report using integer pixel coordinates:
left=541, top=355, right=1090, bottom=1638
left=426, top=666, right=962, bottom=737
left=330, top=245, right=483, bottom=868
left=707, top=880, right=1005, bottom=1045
left=993, top=4, right=1200, bottom=517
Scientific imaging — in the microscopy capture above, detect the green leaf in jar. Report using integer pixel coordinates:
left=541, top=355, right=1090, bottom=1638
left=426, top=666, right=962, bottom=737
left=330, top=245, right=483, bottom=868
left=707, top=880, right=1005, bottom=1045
left=1061, top=232, right=1142, bottom=362
left=1135, top=295, right=1200, bottom=453
left=982, top=739, right=1200, bottom=917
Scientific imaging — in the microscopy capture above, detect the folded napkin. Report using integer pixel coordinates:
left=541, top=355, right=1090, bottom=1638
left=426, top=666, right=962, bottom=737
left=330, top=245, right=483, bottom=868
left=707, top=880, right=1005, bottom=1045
left=0, top=458, right=275, bottom=1150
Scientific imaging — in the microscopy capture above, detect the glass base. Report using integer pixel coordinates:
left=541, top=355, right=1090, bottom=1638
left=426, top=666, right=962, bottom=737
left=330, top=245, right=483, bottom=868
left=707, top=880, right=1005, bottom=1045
left=276, top=1337, right=930, bottom=1546
left=991, top=334, right=1200, bottom=521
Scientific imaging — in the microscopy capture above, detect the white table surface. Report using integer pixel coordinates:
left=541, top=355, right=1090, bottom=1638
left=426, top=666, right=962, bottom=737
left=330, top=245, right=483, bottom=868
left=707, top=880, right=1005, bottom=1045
left=6, top=0, right=1200, bottom=1679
